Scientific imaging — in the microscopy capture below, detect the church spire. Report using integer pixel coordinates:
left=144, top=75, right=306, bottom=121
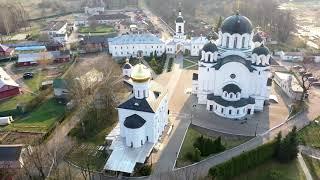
left=178, top=2, right=182, bottom=16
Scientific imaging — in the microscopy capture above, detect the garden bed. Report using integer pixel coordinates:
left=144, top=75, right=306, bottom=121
left=4, top=98, right=66, bottom=133
left=65, top=143, right=108, bottom=171
left=176, top=127, right=250, bottom=167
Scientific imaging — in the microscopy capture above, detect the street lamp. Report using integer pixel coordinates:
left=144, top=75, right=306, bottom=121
left=191, top=104, right=196, bottom=124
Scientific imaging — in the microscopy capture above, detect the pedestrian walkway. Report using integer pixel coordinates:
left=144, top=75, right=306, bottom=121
left=298, top=153, right=313, bottom=180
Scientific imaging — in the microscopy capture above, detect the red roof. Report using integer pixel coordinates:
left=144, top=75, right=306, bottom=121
left=0, top=44, right=10, bottom=52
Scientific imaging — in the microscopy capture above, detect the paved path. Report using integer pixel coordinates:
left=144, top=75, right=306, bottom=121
left=300, top=145, right=320, bottom=160
left=152, top=54, right=188, bottom=174
left=298, top=153, right=313, bottom=180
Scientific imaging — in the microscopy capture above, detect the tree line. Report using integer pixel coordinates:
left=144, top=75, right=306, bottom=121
left=146, top=0, right=296, bottom=43
left=0, top=1, right=29, bottom=35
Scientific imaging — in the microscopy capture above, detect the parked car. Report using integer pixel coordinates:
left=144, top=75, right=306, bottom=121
left=312, top=82, right=320, bottom=87
left=23, top=72, right=34, bottom=79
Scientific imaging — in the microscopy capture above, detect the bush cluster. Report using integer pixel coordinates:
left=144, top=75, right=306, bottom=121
left=208, top=127, right=299, bottom=179
left=194, top=136, right=226, bottom=156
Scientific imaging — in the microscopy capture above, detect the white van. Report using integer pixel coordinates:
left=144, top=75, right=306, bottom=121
left=0, top=116, right=14, bottom=126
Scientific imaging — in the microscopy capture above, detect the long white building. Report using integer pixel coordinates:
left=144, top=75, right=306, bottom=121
left=192, top=12, right=272, bottom=119
left=108, top=34, right=165, bottom=57
left=108, top=9, right=208, bottom=57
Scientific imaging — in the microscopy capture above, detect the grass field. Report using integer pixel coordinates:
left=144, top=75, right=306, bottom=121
left=176, top=127, right=250, bottom=167
left=0, top=93, right=34, bottom=113
left=5, top=98, right=65, bottom=133
left=298, top=120, right=320, bottom=148
left=302, top=155, right=320, bottom=179
left=233, top=159, right=306, bottom=180
left=23, top=71, right=46, bottom=92
left=302, top=155, right=320, bottom=180
left=78, top=25, right=115, bottom=34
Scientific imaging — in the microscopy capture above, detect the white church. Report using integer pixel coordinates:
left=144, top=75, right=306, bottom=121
left=108, top=9, right=208, bottom=57
left=192, top=12, right=272, bottom=119
left=104, top=60, right=169, bottom=173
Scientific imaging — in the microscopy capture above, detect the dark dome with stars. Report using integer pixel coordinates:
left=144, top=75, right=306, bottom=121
left=202, top=42, right=218, bottom=53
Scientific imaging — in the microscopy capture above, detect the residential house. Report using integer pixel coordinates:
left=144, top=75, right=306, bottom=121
left=17, top=51, right=71, bottom=66
left=84, top=6, right=105, bottom=15
left=42, top=21, right=68, bottom=44
left=274, top=71, right=303, bottom=100
left=0, top=144, right=24, bottom=170
left=0, top=67, right=20, bottom=100
left=277, top=51, right=304, bottom=62
left=80, top=35, right=108, bottom=53
left=0, top=44, right=14, bottom=57
left=87, top=14, right=131, bottom=25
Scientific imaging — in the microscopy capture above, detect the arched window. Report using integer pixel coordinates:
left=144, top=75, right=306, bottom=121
left=230, top=94, right=233, bottom=99
left=242, top=37, right=246, bottom=48
left=137, top=91, right=140, bottom=98
left=226, top=36, right=230, bottom=48
left=234, top=37, right=238, bottom=49
left=131, top=142, right=133, bottom=148
left=207, top=54, right=211, bottom=61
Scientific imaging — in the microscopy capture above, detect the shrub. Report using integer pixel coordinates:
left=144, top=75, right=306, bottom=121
left=138, top=165, right=152, bottom=176
left=266, top=170, right=285, bottom=180
left=209, top=141, right=277, bottom=180
left=193, top=148, right=201, bottom=162
left=193, top=135, right=226, bottom=157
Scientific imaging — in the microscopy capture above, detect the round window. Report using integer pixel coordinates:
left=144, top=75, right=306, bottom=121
left=230, top=74, right=236, bottom=79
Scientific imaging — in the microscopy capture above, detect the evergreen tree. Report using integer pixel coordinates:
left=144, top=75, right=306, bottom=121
left=150, top=57, right=158, bottom=68
left=214, top=16, right=223, bottom=33
left=276, top=127, right=299, bottom=163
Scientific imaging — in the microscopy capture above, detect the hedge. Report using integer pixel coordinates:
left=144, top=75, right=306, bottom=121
left=209, top=141, right=277, bottom=180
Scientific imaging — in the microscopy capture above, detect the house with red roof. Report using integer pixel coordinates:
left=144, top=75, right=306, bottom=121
left=0, top=44, right=14, bottom=57
left=0, top=67, right=20, bottom=100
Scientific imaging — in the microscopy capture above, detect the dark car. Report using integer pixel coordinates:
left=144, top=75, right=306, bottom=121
left=23, top=72, right=34, bottom=79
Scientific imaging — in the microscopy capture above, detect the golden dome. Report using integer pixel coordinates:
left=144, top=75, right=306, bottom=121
left=131, top=63, right=151, bottom=82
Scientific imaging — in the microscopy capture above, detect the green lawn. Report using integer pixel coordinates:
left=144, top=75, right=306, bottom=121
left=183, top=59, right=197, bottom=69
left=302, top=155, right=320, bottom=179
left=78, top=25, right=115, bottom=34
left=0, top=93, right=34, bottom=113
left=23, top=71, right=46, bottom=92
left=66, top=143, right=108, bottom=171
left=233, top=159, right=306, bottom=180
left=5, top=98, right=65, bottom=133
left=176, top=127, right=250, bottom=167
left=298, top=120, right=320, bottom=148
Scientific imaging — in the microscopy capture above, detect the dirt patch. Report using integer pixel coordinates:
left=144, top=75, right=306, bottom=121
left=0, top=132, right=44, bottom=145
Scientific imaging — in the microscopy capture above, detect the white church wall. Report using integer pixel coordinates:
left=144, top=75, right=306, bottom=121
left=214, top=62, right=253, bottom=97
left=125, top=126, right=146, bottom=148
left=117, top=108, right=156, bottom=143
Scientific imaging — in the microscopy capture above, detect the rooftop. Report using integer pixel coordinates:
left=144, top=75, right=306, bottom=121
left=0, top=67, right=19, bottom=89
left=275, top=72, right=303, bottom=92
left=88, top=14, right=130, bottom=21
left=109, top=34, right=164, bottom=45
left=43, top=21, right=67, bottom=32
left=0, top=144, right=24, bottom=162
left=104, top=132, right=154, bottom=173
